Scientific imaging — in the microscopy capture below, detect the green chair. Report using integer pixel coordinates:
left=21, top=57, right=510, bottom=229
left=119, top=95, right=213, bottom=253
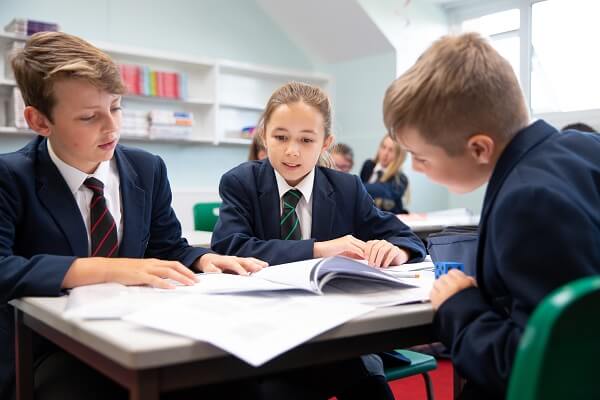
left=193, top=202, right=221, bottom=232
left=507, top=275, right=600, bottom=400
left=383, top=349, right=437, bottom=400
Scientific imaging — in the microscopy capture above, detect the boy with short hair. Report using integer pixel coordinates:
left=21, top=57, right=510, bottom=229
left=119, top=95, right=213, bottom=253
left=383, top=32, right=600, bottom=399
left=0, top=31, right=266, bottom=399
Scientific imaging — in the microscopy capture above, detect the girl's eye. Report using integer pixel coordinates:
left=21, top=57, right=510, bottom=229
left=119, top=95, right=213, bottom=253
left=79, top=115, right=95, bottom=121
left=302, top=138, right=314, bottom=143
left=275, top=135, right=286, bottom=141
left=111, top=106, right=122, bottom=113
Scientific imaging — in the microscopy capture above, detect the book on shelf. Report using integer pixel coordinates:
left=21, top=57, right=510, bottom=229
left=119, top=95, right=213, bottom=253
left=120, top=109, right=149, bottom=138
left=11, top=87, right=28, bottom=129
left=118, top=64, right=186, bottom=99
left=4, top=18, right=59, bottom=36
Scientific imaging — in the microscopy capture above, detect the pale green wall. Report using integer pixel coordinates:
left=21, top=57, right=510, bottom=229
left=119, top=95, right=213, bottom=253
left=358, top=0, right=485, bottom=214
left=321, top=0, right=452, bottom=213
left=0, top=0, right=314, bottom=189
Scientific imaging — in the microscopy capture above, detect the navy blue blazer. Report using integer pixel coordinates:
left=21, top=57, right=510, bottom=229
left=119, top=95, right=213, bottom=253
left=0, top=136, right=208, bottom=397
left=359, top=159, right=409, bottom=214
left=433, top=120, right=600, bottom=398
left=211, top=160, right=425, bottom=265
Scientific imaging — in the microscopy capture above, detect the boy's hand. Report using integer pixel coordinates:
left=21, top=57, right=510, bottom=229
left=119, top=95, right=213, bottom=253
left=313, top=235, right=366, bottom=259
left=364, top=240, right=409, bottom=268
left=430, top=269, right=477, bottom=310
left=63, top=258, right=199, bottom=290
left=194, top=254, right=267, bottom=275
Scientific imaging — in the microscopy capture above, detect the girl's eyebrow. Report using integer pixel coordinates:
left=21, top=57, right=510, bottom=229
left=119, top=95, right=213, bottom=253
left=273, top=127, right=289, bottom=132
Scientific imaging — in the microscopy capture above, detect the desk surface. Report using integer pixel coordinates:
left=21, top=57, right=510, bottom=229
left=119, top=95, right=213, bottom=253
left=182, top=230, right=212, bottom=247
left=12, top=296, right=433, bottom=370
left=399, top=214, right=480, bottom=233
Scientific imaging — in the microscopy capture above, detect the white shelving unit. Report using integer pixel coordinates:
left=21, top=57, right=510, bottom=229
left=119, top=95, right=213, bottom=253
left=0, top=32, right=331, bottom=146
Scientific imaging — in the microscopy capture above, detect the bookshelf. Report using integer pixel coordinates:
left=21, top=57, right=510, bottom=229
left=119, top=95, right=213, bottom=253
left=0, top=32, right=331, bottom=146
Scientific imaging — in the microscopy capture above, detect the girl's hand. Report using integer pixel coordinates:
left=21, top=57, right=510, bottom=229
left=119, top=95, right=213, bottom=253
left=430, top=269, right=477, bottom=310
left=364, top=240, right=409, bottom=268
left=314, top=235, right=366, bottom=259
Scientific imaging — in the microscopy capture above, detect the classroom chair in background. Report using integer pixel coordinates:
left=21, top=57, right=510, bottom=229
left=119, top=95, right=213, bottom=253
left=507, top=275, right=600, bottom=400
left=382, top=349, right=437, bottom=400
left=193, top=202, right=221, bottom=231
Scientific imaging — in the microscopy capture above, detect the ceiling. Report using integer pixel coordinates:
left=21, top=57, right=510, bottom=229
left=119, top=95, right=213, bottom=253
left=256, top=0, right=395, bottom=64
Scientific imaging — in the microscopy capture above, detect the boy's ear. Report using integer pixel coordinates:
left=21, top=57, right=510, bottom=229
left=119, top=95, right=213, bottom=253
left=466, top=134, right=495, bottom=164
left=24, top=106, right=52, bottom=137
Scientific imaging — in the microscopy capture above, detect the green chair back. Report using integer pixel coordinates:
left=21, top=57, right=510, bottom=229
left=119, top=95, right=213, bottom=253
left=507, top=275, right=600, bottom=400
left=383, top=349, right=437, bottom=400
left=193, top=202, right=221, bottom=232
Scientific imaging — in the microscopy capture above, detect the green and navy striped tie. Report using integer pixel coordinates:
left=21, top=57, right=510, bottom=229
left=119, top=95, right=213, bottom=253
left=280, top=189, right=302, bottom=240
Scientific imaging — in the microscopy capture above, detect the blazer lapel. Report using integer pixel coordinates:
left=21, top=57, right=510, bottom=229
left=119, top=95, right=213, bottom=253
left=115, top=147, right=146, bottom=257
left=310, top=168, right=335, bottom=240
left=35, top=138, right=88, bottom=257
left=257, top=161, right=281, bottom=240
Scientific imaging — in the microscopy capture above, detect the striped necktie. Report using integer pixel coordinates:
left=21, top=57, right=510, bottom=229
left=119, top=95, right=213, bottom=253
left=84, top=177, right=119, bottom=257
left=280, top=189, right=302, bottom=240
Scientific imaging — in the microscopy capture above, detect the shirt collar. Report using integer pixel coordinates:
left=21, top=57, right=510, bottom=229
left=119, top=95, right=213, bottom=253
left=274, top=168, right=315, bottom=204
left=47, top=139, right=112, bottom=194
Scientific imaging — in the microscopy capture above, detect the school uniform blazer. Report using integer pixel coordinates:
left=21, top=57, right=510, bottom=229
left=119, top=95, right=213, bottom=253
left=433, top=120, right=600, bottom=398
left=0, top=136, right=208, bottom=397
left=360, top=159, right=409, bottom=214
left=211, top=159, right=426, bottom=265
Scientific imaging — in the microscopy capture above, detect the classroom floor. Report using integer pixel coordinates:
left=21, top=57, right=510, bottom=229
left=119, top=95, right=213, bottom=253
left=389, top=358, right=454, bottom=400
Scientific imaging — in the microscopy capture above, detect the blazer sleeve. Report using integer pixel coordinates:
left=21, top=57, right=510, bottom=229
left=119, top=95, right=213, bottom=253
left=143, top=156, right=209, bottom=267
left=433, top=187, right=600, bottom=395
left=359, top=159, right=375, bottom=182
left=211, top=171, right=315, bottom=265
left=0, top=160, right=74, bottom=302
left=352, top=175, right=425, bottom=262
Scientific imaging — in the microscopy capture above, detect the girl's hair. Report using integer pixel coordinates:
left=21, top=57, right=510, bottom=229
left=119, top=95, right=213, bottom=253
left=374, top=135, right=406, bottom=182
left=248, top=134, right=266, bottom=161
left=256, top=81, right=334, bottom=168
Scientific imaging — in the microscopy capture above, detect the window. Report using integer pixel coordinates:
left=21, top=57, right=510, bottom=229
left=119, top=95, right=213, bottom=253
left=531, top=0, right=600, bottom=113
left=461, top=9, right=521, bottom=81
left=450, top=0, right=600, bottom=120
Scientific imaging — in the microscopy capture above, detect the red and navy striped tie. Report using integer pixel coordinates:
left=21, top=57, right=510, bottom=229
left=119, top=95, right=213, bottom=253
left=84, top=177, right=119, bottom=257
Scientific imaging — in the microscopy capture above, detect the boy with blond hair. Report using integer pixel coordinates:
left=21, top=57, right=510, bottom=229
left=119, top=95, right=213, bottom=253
left=0, top=31, right=267, bottom=399
left=383, top=32, right=600, bottom=399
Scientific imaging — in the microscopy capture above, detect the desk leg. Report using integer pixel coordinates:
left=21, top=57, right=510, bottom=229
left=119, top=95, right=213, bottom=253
left=14, top=309, right=34, bottom=400
left=130, top=370, right=159, bottom=400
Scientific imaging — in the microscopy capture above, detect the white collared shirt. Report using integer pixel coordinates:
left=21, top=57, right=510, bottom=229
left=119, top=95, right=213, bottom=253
left=274, top=168, right=314, bottom=240
left=47, top=140, right=122, bottom=255
left=368, top=163, right=385, bottom=183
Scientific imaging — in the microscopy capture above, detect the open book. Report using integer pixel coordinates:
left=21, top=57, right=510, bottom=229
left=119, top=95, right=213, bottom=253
left=170, top=256, right=421, bottom=296
left=64, top=257, right=432, bottom=320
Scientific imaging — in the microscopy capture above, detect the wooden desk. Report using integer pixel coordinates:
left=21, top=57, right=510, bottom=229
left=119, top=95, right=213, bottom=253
left=12, top=297, right=433, bottom=400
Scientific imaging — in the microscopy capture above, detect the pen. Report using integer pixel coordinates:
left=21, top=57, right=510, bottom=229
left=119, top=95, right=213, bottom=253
left=384, top=271, right=420, bottom=278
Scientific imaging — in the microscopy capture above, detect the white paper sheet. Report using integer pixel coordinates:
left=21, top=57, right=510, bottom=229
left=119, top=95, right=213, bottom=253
left=123, top=293, right=374, bottom=366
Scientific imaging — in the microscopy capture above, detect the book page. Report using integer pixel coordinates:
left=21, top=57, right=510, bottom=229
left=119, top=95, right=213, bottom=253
left=64, top=275, right=298, bottom=319
left=251, top=258, right=320, bottom=292
left=123, top=292, right=374, bottom=366
left=315, top=256, right=418, bottom=292
left=322, top=270, right=434, bottom=307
